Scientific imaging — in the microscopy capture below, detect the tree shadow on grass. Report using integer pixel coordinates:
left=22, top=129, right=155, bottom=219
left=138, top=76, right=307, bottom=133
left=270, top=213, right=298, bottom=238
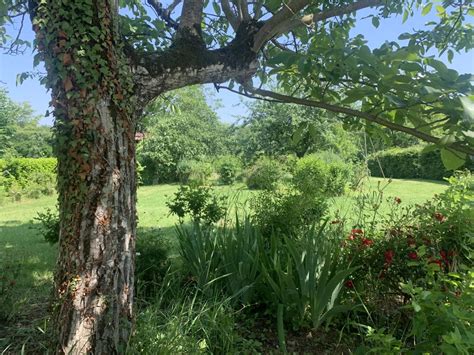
left=0, top=223, right=184, bottom=352
left=0, top=221, right=56, bottom=353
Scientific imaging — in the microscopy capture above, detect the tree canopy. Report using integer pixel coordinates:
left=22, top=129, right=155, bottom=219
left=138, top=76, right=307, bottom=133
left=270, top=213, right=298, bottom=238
left=0, top=88, right=53, bottom=158
left=138, top=86, right=229, bottom=183
left=2, top=1, right=472, bottom=164
left=0, top=0, right=473, bottom=352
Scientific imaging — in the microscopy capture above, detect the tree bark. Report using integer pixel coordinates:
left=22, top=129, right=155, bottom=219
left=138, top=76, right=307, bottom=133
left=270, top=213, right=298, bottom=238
left=54, top=99, right=136, bottom=354
left=32, top=0, right=136, bottom=353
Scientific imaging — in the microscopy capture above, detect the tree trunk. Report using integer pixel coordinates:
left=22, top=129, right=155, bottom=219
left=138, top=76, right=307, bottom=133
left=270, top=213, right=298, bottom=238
left=54, top=99, right=136, bottom=354
left=32, top=0, right=137, bottom=352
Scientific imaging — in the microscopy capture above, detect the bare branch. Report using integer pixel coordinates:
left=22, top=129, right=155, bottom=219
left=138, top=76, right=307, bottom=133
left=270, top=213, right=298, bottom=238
left=238, top=86, right=474, bottom=155
left=166, top=0, right=182, bottom=13
left=179, top=0, right=205, bottom=35
left=252, top=0, right=384, bottom=52
left=221, top=0, right=240, bottom=31
left=147, top=0, right=179, bottom=29
left=283, top=0, right=384, bottom=33
left=253, top=0, right=310, bottom=52
left=236, top=0, right=251, bottom=22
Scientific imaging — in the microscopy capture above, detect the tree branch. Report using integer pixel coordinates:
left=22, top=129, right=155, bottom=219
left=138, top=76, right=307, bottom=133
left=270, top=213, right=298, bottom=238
left=146, top=0, right=179, bottom=30
left=236, top=0, right=251, bottom=22
left=252, top=0, right=384, bottom=52
left=237, top=86, right=473, bottom=155
left=166, top=0, right=182, bottom=13
left=253, top=0, right=310, bottom=52
left=280, top=0, right=384, bottom=35
left=179, top=0, right=205, bottom=35
left=221, top=0, right=240, bottom=31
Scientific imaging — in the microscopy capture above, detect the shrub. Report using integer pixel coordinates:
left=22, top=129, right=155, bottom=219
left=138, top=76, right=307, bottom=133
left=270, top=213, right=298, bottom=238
left=215, top=155, right=242, bottom=185
left=167, top=185, right=226, bottom=225
left=292, top=154, right=329, bottom=195
left=293, top=152, right=352, bottom=196
left=33, top=208, right=60, bottom=244
left=251, top=188, right=327, bottom=237
left=0, top=158, right=56, bottom=200
left=367, top=146, right=421, bottom=179
left=176, top=159, right=213, bottom=186
left=335, top=171, right=474, bottom=354
left=245, top=157, right=283, bottom=190
left=367, top=146, right=473, bottom=180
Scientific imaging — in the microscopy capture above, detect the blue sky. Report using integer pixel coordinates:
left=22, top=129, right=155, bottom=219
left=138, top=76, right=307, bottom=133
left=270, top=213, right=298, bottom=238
left=0, top=7, right=472, bottom=125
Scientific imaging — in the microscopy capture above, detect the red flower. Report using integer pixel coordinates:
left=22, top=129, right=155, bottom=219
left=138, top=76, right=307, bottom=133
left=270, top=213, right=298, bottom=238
left=384, top=250, right=395, bottom=265
left=345, top=280, right=354, bottom=289
left=348, top=228, right=363, bottom=240
left=408, top=251, right=418, bottom=260
left=428, top=257, right=443, bottom=269
left=361, top=238, right=374, bottom=247
left=440, top=250, right=447, bottom=260
left=433, top=212, right=446, bottom=223
left=394, top=197, right=402, bottom=204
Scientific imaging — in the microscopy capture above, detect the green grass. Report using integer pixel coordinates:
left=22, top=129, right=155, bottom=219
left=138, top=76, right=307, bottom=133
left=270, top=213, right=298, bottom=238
left=0, top=178, right=448, bottom=350
left=331, top=177, right=448, bottom=219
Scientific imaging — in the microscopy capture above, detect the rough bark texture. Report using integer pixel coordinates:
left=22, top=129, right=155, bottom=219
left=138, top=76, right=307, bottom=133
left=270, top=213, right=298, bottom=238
left=31, top=0, right=137, bottom=353
left=55, top=100, right=136, bottom=354
left=129, top=20, right=262, bottom=106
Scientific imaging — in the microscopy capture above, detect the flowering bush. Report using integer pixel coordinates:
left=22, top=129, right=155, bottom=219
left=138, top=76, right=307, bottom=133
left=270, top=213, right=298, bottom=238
left=340, top=171, right=473, bottom=298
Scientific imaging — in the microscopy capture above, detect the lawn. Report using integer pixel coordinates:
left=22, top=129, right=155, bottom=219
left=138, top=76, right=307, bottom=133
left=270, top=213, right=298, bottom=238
left=0, top=177, right=448, bottom=351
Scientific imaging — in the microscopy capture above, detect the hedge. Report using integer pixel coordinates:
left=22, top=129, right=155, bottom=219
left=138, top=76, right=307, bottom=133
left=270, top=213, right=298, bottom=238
left=0, top=158, right=57, bottom=199
left=368, top=146, right=473, bottom=180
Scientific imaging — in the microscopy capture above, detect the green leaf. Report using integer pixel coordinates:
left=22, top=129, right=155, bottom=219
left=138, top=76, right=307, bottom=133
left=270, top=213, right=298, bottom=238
left=371, top=17, right=380, bottom=28
left=447, top=49, right=454, bottom=63
left=402, top=10, right=409, bottom=23
left=422, top=3, right=433, bottom=16
left=440, top=149, right=466, bottom=170
left=212, top=2, right=221, bottom=16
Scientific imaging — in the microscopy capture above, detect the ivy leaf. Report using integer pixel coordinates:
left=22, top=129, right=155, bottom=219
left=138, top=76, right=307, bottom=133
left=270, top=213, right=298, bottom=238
left=440, top=149, right=466, bottom=170
left=63, top=76, right=74, bottom=92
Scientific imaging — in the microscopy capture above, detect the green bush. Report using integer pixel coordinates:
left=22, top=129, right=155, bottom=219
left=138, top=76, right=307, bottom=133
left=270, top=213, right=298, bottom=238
left=33, top=208, right=60, bottom=244
left=293, top=153, right=352, bottom=196
left=251, top=188, right=328, bottom=237
left=176, top=159, right=213, bottom=186
left=245, top=156, right=284, bottom=190
left=367, top=146, right=421, bottom=179
left=0, top=158, right=56, bottom=200
left=367, top=146, right=473, bottom=180
left=167, top=185, right=226, bottom=225
left=176, top=216, right=354, bottom=351
left=215, top=155, right=242, bottom=185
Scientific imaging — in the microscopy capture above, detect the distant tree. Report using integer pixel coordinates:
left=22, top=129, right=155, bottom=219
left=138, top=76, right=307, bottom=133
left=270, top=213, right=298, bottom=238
left=233, top=100, right=358, bottom=162
left=138, top=86, right=229, bottom=183
left=0, top=88, right=53, bottom=158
